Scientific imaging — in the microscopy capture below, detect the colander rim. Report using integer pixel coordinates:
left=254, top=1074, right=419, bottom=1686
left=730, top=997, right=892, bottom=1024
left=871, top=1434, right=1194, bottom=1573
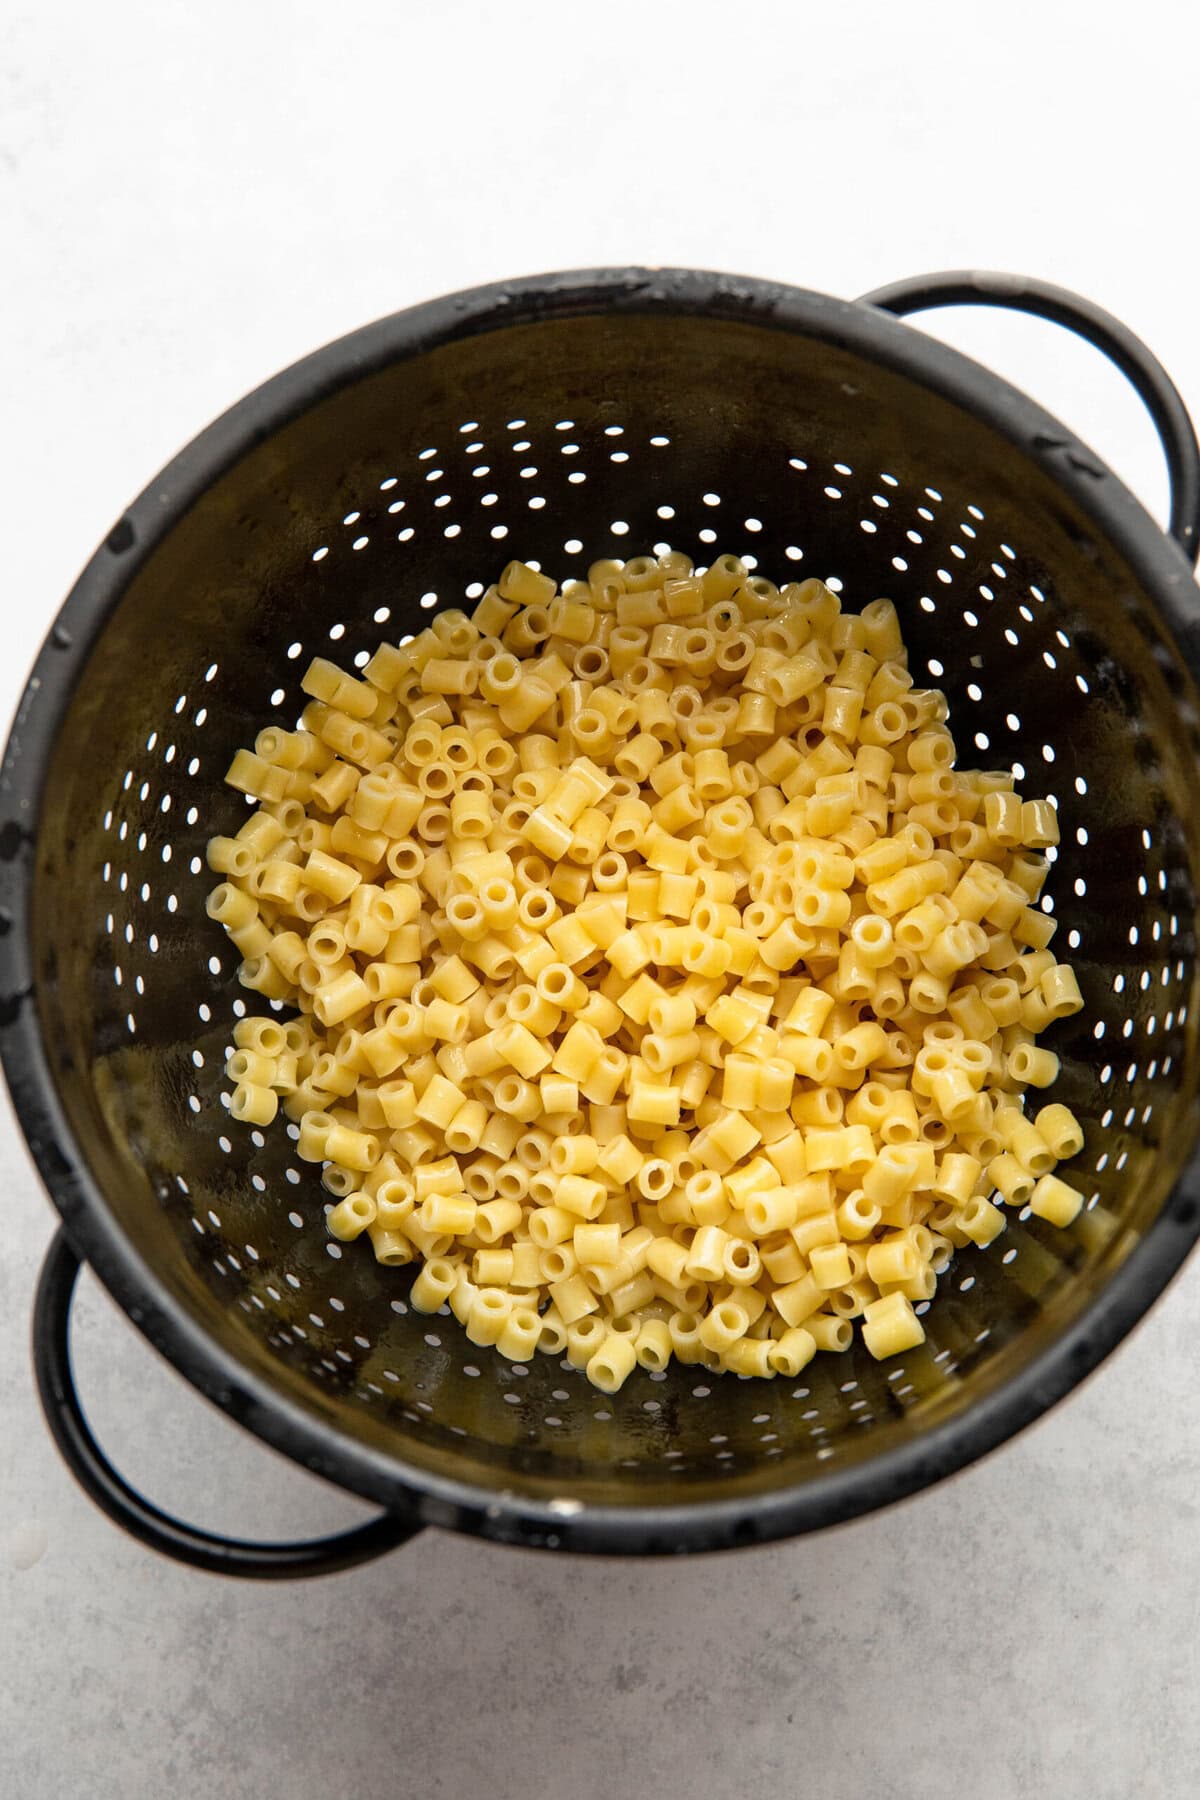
left=3, top=263, right=1199, bottom=1553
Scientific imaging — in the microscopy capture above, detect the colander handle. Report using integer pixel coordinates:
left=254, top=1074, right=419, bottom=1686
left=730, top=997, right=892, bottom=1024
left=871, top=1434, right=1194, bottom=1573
left=859, top=271, right=1200, bottom=566
left=33, top=1230, right=423, bottom=1578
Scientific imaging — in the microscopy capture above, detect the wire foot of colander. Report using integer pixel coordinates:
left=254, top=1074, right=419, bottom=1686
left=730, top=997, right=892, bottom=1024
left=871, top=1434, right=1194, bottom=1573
left=32, top=1229, right=423, bottom=1578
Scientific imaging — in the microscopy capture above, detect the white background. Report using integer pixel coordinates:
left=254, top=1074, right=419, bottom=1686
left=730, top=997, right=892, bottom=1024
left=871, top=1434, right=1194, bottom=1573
left=3, top=4, right=1199, bottom=1796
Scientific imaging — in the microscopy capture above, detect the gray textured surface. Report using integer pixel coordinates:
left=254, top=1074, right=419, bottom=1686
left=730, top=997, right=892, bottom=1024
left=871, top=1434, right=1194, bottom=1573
left=4, top=1256, right=1200, bottom=1800
left=4, top=4, right=1200, bottom=1796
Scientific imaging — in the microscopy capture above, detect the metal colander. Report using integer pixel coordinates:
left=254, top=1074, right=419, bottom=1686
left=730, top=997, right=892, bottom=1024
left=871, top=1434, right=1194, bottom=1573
left=7, top=267, right=1200, bottom=1575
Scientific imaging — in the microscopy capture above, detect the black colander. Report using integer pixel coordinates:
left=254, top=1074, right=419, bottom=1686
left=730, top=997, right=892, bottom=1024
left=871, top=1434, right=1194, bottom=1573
left=7, top=268, right=1200, bottom=1578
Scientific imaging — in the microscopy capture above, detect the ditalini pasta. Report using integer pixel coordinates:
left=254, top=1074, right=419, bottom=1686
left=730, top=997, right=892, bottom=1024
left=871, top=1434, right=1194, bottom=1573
left=207, top=552, right=1086, bottom=1391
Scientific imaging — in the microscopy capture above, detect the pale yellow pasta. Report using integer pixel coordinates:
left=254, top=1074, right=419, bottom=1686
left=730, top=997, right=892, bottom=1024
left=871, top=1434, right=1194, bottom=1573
left=210, top=550, right=1088, bottom=1390
left=861, top=1291, right=926, bottom=1359
left=1034, top=1102, right=1085, bottom=1160
left=410, top=1256, right=458, bottom=1313
left=585, top=1331, right=638, bottom=1393
left=496, top=1305, right=543, bottom=1362
left=1029, top=1172, right=1085, bottom=1227
left=465, top=1287, right=513, bottom=1346
left=228, top=1080, right=279, bottom=1127
left=806, top=1313, right=854, bottom=1353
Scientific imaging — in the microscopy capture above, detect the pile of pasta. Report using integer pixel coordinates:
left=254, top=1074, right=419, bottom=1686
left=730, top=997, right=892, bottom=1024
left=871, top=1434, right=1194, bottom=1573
left=206, top=551, right=1086, bottom=1392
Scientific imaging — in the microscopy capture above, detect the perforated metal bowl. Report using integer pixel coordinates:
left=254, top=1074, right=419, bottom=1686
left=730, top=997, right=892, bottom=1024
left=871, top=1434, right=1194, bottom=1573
left=6, top=268, right=1200, bottom=1576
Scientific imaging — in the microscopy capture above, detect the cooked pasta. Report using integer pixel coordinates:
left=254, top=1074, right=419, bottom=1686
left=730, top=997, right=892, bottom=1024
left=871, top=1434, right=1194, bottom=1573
left=208, top=552, right=1086, bottom=1390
